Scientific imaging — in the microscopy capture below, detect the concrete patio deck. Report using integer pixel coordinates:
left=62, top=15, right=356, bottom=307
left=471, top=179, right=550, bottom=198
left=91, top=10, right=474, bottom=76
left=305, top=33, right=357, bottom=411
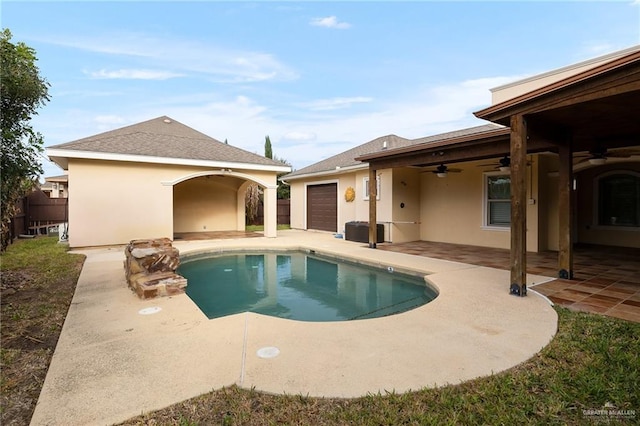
left=31, top=230, right=557, bottom=426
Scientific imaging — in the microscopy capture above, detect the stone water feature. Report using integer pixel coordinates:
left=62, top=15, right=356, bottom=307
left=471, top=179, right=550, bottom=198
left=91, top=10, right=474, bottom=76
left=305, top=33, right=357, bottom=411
left=124, top=238, right=187, bottom=299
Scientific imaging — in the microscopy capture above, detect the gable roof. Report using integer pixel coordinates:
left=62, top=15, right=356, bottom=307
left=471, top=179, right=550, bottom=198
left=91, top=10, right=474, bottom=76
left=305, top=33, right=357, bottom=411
left=47, top=116, right=290, bottom=172
left=283, top=134, right=413, bottom=179
left=283, top=124, right=503, bottom=180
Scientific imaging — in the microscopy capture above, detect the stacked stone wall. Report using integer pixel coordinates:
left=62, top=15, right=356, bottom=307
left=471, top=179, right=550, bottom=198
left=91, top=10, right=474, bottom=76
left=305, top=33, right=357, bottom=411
left=124, top=238, right=187, bottom=299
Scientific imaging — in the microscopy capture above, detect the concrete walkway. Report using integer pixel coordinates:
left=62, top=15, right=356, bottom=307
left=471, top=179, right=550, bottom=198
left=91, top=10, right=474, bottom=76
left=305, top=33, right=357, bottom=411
left=31, top=230, right=558, bottom=426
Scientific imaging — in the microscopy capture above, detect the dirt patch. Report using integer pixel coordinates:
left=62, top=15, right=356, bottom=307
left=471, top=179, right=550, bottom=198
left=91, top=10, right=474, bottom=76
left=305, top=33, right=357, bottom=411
left=1, top=240, right=85, bottom=426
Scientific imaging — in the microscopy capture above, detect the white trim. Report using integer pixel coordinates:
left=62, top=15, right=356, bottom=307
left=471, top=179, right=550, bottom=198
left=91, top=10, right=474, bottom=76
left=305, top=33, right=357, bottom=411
left=161, top=170, right=277, bottom=189
left=46, top=148, right=291, bottom=173
left=363, top=175, right=381, bottom=201
left=482, top=171, right=511, bottom=229
left=284, top=163, right=368, bottom=181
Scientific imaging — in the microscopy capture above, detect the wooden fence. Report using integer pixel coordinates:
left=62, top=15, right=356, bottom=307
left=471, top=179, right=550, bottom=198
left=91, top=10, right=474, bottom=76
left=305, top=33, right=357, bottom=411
left=248, top=199, right=291, bottom=226
left=10, top=189, right=68, bottom=237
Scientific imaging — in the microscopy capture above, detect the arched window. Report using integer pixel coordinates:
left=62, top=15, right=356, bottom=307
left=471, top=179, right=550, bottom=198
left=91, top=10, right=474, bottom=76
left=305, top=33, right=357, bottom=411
left=597, top=172, right=640, bottom=227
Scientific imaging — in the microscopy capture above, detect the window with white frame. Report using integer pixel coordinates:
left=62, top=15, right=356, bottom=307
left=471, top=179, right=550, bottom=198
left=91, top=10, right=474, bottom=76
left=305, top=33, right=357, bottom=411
left=485, top=174, right=511, bottom=227
left=597, top=172, right=640, bottom=227
left=363, top=175, right=381, bottom=201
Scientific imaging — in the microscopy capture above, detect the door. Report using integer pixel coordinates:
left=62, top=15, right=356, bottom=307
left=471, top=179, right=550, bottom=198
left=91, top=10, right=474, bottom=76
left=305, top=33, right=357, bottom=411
left=307, top=183, right=337, bottom=232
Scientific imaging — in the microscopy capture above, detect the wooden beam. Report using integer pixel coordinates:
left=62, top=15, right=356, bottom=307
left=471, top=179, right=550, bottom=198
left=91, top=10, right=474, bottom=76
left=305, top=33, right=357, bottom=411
left=368, top=167, right=377, bottom=248
left=510, top=115, right=527, bottom=296
left=475, top=55, right=640, bottom=124
left=558, top=140, right=574, bottom=279
left=367, top=137, right=556, bottom=171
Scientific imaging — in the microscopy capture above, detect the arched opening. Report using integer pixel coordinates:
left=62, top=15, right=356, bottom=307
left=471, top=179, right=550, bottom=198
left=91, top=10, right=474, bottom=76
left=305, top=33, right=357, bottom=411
left=166, top=170, right=278, bottom=239
left=575, top=166, right=640, bottom=248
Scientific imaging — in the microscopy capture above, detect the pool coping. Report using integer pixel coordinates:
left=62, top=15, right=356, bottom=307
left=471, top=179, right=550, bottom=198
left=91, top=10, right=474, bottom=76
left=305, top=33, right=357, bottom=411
left=179, top=247, right=439, bottom=321
left=30, top=230, right=558, bottom=426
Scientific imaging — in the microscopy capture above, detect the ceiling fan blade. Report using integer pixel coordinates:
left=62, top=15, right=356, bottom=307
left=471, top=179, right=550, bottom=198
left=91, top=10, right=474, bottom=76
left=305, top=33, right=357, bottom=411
left=607, top=149, right=640, bottom=158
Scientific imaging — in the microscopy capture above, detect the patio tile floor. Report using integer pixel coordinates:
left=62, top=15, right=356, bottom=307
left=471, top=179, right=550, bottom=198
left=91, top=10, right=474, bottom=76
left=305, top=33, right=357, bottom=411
left=378, top=241, right=640, bottom=323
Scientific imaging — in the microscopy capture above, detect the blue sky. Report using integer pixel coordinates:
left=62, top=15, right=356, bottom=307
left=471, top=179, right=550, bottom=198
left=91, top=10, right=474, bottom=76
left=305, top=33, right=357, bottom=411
left=3, top=1, right=639, bottom=178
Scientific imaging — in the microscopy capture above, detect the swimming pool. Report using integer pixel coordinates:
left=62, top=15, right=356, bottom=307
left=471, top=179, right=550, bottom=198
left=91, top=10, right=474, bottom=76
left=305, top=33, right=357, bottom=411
left=178, top=250, right=438, bottom=321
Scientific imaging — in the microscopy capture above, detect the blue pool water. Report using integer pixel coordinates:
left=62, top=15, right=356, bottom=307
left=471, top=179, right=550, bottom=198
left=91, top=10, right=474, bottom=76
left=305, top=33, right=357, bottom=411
left=178, top=251, right=438, bottom=322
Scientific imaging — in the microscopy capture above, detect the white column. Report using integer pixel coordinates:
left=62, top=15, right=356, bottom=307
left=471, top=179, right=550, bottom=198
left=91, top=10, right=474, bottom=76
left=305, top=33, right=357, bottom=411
left=263, top=185, right=278, bottom=238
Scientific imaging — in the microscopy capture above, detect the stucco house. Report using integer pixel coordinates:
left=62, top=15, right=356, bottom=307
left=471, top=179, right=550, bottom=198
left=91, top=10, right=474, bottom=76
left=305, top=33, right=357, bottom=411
left=283, top=46, right=640, bottom=292
left=47, top=116, right=291, bottom=247
left=41, top=174, right=68, bottom=198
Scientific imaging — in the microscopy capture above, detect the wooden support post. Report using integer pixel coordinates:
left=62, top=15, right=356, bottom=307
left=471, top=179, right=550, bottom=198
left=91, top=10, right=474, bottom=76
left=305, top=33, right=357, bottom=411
left=558, top=140, right=574, bottom=279
left=368, top=167, right=377, bottom=249
left=510, top=115, right=527, bottom=296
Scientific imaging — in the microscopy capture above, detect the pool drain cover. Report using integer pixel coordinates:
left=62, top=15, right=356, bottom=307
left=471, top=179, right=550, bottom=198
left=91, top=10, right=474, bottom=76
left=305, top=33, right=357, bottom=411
left=138, top=306, right=162, bottom=315
left=257, top=346, right=280, bottom=359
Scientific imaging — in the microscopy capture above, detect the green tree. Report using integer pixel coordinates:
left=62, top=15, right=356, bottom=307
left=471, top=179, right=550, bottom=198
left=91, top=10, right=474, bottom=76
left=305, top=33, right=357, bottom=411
left=273, top=155, right=291, bottom=199
left=264, top=135, right=272, bottom=159
left=245, top=183, right=262, bottom=225
left=1, top=29, right=50, bottom=250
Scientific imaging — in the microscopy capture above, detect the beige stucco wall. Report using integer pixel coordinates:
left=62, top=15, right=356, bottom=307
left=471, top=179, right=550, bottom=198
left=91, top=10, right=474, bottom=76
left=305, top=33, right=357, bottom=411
left=289, top=180, right=306, bottom=230
left=173, top=176, right=239, bottom=233
left=353, top=169, right=393, bottom=240
left=286, top=155, right=637, bottom=251
left=537, top=154, right=560, bottom=251
left=288, top=168, right=396, bottom=241
left=390, top=168, right=421, bottom=243
left=67, top=159, right=278, bottom=247
left=419, top=158, right=543, bottom=251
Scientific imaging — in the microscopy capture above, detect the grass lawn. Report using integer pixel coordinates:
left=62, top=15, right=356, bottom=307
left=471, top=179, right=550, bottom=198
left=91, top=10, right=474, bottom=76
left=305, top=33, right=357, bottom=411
left=0, top=236, right=85, bottom=425
left=2, top=236, right=638, bottom=425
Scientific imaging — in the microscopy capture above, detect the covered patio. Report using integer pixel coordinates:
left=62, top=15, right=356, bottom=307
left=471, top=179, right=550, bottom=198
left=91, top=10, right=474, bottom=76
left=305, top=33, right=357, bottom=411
left=358, top=48, right=640, bottom=298
left=378, top=241, right=640, bottom=322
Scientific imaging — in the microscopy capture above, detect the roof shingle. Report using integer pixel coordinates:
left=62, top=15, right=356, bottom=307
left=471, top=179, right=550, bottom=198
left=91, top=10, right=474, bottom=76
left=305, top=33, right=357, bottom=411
left=283, top=124, right=503, bottom=179
left=49, top=116, right=285, bottom=167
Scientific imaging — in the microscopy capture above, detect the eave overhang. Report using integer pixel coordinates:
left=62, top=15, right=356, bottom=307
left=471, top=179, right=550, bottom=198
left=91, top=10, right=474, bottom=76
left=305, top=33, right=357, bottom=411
left=474, top=50, right=640, bottom=125
left=281, top=163, right=368, bottom=182
left=46, top=148, right=292, bottom=173
left=355, top=127, right=556, bottom=170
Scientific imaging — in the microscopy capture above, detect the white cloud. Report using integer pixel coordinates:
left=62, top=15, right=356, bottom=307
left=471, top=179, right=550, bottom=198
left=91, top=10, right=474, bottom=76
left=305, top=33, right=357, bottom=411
left=162, top=75, right=520, bottom=169
left=39, top=74, right=525, bottom=171
left=44, top=32, right=298, bottom=83
left=310, top=16, right=351, bottom=29
left=302, top=97, right=373, bottom=111
left=94, top=115, right=126, bottom=125
left=281, top=131, right=317, bottom=142
left=86, top=69, right=183, bottom=80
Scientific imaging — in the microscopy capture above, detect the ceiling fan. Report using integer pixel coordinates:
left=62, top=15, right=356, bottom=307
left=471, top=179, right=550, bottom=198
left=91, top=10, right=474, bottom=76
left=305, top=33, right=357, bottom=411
left=574, top=146, right=640, bottom=165
left=421, top=164, right=462, bottom=178
left=478, top=156, right=512, bottom=172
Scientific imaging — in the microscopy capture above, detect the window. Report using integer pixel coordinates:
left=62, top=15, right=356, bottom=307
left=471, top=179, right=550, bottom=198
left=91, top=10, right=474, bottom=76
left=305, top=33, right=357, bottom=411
left=485, top=174, right=511, bottom=227
left=363, top=176, right=381, bottom=201
left=597, top=173, right=640, bottom=227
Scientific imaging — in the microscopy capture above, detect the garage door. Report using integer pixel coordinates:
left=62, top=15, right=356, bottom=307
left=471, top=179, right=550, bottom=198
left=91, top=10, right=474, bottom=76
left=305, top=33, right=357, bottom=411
left=307, top=183, right=337, bottom=232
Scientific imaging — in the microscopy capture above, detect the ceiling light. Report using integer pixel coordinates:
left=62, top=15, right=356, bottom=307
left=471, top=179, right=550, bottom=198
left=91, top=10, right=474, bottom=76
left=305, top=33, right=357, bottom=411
left=499, top=166, right=511, bottom=172
left=588, top=157, right=606, bottom=165
left=436, top=172, right=447, bottom=178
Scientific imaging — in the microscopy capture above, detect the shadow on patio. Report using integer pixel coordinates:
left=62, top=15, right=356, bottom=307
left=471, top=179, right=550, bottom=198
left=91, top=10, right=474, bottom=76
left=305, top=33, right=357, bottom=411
left=378, top=241, right=640, bottom=323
